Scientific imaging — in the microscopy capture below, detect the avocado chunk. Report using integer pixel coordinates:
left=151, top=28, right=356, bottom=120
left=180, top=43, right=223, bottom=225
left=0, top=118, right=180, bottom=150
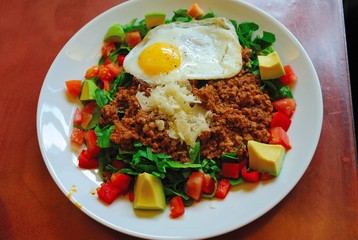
left=258, top=51, right=286, bottom=80
left=79, top=80, right=98, bottom=101
left=103, top=24, right=125, bottom=43
left=133, top=172, right=166, bottom=210
left=145, top=12, right=166, bottom=29
left=248, top=140, right=286, bottom=176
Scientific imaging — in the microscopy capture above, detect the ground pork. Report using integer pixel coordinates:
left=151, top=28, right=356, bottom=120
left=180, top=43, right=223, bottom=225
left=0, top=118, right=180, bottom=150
left=100, top=48, right=273, bottom=162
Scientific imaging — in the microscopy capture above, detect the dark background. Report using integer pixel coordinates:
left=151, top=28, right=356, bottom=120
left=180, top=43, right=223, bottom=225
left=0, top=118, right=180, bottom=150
left=344, top=0, right=358, bottom=141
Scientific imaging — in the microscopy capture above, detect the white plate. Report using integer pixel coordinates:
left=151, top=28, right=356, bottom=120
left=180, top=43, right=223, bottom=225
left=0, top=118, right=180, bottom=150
left=36, top=0, right=323, bottom=239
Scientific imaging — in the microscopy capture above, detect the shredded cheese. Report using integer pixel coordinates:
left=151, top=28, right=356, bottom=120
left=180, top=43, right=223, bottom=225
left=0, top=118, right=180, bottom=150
left=136, top=82, right=212, bottom=147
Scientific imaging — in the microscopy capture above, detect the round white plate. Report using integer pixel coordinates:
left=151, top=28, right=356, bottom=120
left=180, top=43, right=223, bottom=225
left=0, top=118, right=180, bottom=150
left=36, top=0, right=323, bottom=239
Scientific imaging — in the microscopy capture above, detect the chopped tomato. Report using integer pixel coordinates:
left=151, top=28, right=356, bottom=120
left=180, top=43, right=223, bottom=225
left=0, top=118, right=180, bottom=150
left=269, top=127, right=292, bottom=150
left=214, top=178, right=231, bottom=199
left=261, top=172, right=275, bottom=181
left=202, top=174, right=216, bottom=194
left=241, top=166, right=261, bottom=183
left=78, top=149, right=98, bottom=169
left=270, top=111, right=292, bottom=131
left=97, top=181, right=121, bottom=204
left=279, top=65, right=297, bottom=86
left=110, top=173, right=132, bottom=192
left=73, top=108, right=83, bottom=125
left=117, top=55, right=126, bottom=66
left=187, top=3, right=205, bottom=19
left=80, top=112, right=92, bottom=129
left=128, top=190, right=134, bottom=202
left=125, top=30, right=142, bottom=49
left=170, top=196, right=185, bottom=219
left=186, top=171, right=204, bottom=201
left=98, top=65, right=114, bottom=82
left=221, top=162, right=240, bottom=179
left=82, top=101, right=97, bottom=114
left=101, top=42, right=116, bottom=59
left=272, top=98, right=296, bottom=118
left=111, top=159, right=128, bottom=170
left=70, top=127, right=84, bottom=145
left=84, top=130, right=101, bottom=156
left=65, top=80, right=82, bottom=97
left=104, top=61, right=123, bottom=76
left=85, top=65, right=99, bottom=79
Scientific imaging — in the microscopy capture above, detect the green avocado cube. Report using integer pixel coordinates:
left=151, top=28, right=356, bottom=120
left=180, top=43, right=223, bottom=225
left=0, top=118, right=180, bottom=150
left=80, top=80, right=98, bottom=101
left=145, top=12, right=166, bottom=29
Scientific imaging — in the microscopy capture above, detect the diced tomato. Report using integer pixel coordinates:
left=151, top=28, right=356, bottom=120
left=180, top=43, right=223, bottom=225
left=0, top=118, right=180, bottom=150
left=97, top=181, right=121, bottom=204
left=241, top=166, right=261, bottom=183
left=110, top=173, right=132, bottom=192
left=85, top=65, right=99, bottom=79
left=202, top=174, right=216, bottom=194
left=98, top=65, right=115, bottom=82
left=279, top=65, right=297, bottom=86
left=186, top=171, right=205, bottom=201
left=270, top=111, right=292, bottom=131
left=82, top=101, right=97, bottom=114
left=80, top=112, right=92, bottom=130
left=269, top=127, right=292, bottom=150
left=73, top=108, right=83, bottom=125
left=117, top=55, right=126, bottom=66
left=128, top=190, right=134, bottom=202
left=84, top=130, right=101, bottom=156
left=272, top=98, right=296, bottom=118
left=111, top=159, right=127, bottom=169
left=104, top=61, right=123, bottom=77
left=170, top=196, right=185, bottom=219
left=221, top=162, right=240, bottom=179
left=70, top=127, right=84, bottom=145
left=187, top=3, right=205, bottom=19
left=65, top=80, right=82, bottom=97
left=214, top=178, right=231, bottom=199
left=125, top=30, right=142, bottom=49
left=78, top=150, right=98, bottom=169
left=101, top=42, right=116, bottom=59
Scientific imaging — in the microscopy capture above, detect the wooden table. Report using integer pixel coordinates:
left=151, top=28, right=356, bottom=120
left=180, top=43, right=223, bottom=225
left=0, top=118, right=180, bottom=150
left=1, top=0, right=357, bottom=239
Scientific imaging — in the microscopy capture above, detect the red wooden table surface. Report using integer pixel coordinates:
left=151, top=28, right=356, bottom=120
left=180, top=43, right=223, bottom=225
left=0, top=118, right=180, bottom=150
left=0, top=0, right=357, bottom=239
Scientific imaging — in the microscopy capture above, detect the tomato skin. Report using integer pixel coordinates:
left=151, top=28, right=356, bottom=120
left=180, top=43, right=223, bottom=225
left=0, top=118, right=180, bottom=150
left=65, top=80, right=82, bottom=97
left=110, top=173, right=132, bottom=192
left=270, top=111, right=292, bottom=131
left=78, top=150, right=98, bottom=169
left=202, top=174, right=216, bottom=194
left=269, top=127, right=292, bottom=150
left=82, top=101, right=97, bottom=114
left=70, top=127, right=84, bottom=145
left=98, top=65, right=114, bottom=82
left=111, top=159, right=128, bottom=170
left=104, top=61, right=123, bottom=76
left=80, top=112, right=92, bottom=129
left=221, top=162, right=240, bottom=179
left=279, top=65, right=297, bottom=86
left=214, top=179, right=231, bottom=199
left=170, top=196, right=185, bottom=219
left=186, top=172, right=205, bottom=201
left=125, top=31, right=142, bottom=48
left=97, top=181, right=121, bottom=204
left=272, top=98, right=296, bottom=118
left=84, top=130, right=101, bottom=156
left=117, top=55, right=126, bottom=66
left=241, top=166, right=261, bottom=183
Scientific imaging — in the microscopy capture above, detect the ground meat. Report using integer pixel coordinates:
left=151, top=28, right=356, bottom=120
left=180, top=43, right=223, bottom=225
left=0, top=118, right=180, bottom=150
left=101, top=48, right=273, bottom=162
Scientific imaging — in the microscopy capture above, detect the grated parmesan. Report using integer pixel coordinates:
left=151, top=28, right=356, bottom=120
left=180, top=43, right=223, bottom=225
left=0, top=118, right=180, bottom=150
left=136, top=82, right=212, bottom=147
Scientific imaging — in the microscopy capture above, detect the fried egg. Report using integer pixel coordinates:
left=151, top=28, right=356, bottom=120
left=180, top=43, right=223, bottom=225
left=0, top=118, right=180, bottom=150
left=123, top=17, right=242, bottom=85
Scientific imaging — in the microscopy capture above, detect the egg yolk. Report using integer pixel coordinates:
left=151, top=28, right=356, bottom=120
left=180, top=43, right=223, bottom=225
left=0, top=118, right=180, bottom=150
left=138, top=42, right=181, bottom=75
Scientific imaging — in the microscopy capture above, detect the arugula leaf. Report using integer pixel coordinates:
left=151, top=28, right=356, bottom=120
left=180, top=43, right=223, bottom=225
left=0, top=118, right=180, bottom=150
left=95, top=125, right=114, bottom=148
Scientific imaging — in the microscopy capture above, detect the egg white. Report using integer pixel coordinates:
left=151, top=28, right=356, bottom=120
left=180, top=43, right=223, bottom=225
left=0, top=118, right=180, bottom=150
left=123, top=17, right=243, bottom=85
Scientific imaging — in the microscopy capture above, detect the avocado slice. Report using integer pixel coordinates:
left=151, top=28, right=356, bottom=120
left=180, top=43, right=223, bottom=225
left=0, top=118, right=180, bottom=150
left=133, top=172, right=166, bottom=210
left=258, top=51, right=286, bottom=80
left=103, top=24, right=125, bottom=43
left=79, top=80, right=98, bottom=101
left=145, top=12, right=166, bottom=29
left=248, top=140, right=286, bottom=176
